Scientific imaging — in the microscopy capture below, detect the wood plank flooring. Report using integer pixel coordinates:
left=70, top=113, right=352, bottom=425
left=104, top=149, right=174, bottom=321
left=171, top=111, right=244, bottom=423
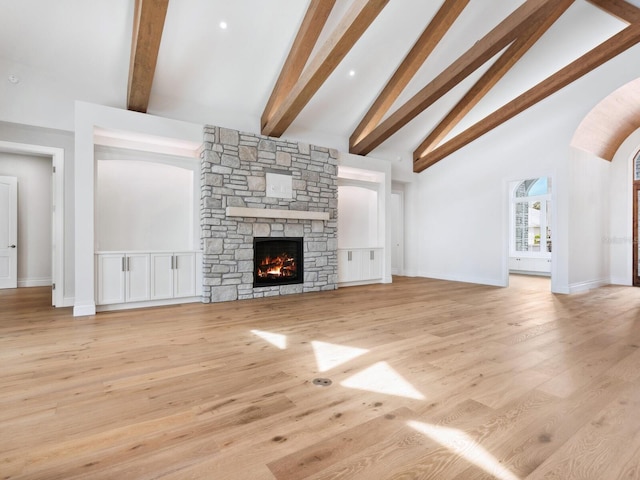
left=1, top=275, right=640, bottom=479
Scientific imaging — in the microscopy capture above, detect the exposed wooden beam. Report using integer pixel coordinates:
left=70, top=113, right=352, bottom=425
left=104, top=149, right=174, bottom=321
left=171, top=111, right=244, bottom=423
left=261, top=0, right=336, bottom=131
left=413, top=0, right=574, bottom=160
left=349, top=0, right=557, bottom=156
left=127, top=0, right=169, bottom=113
left=413, top=23, right=640, bottom=172
left=586, top=0, right=640, bottom=24
left=349, top=0, right=470, bottom=148
left=261, top=0, right=389, bottom=138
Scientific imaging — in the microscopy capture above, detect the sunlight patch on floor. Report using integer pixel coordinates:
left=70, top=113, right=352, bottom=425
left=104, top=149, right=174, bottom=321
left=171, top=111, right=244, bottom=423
left=341, top=361, right=425, bottom=400
left=250, top=329, right=287, bottom=349
left=408, top=421, right=520, bottom=480
left=311, top=340, right=368, bottom=372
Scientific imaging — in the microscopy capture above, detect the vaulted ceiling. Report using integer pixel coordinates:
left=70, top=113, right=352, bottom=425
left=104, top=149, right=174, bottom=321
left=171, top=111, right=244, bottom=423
left=2, top=0, right=640, bottom=171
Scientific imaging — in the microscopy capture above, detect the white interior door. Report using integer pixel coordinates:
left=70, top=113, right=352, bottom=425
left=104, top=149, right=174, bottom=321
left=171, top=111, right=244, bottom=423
left=0, top=176, right=18, bottom=289
left=391, top=191, right=404, bottom=275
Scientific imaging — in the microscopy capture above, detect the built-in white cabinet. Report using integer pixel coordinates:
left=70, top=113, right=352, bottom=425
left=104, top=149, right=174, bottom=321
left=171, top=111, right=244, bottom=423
left=97, top=253, right=151, bottom=305
left=338, top=248, right=383, bottom=285
left=509, top=257, right=551, bottom=274
left=151, top=252, right=196, bottom=300
left=96, top=251, right=201, bottom=307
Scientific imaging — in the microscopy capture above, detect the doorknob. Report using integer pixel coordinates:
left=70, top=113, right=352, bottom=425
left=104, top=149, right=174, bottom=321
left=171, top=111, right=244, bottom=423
left=8, top=245, right=16, bottom=248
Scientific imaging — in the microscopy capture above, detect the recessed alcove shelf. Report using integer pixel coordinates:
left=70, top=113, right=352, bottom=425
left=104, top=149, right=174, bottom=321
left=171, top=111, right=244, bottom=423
left=225, top=206, right=329, bottom=221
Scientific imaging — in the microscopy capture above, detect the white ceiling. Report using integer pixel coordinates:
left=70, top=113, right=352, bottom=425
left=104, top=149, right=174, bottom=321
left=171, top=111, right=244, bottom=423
left=0, top=0, right=635, bottom=162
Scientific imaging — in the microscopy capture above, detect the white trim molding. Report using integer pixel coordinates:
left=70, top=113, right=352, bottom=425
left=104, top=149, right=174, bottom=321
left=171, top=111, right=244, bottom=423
left=0, top=140, right=65, bottom=307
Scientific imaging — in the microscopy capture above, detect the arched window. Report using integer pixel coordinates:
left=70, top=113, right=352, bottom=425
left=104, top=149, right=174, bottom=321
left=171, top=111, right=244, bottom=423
left=511, top=177, right=551, bottom=256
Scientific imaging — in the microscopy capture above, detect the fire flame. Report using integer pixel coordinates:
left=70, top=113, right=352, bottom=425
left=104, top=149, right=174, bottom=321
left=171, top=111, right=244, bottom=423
left=257, top=253, right=296, bottom=278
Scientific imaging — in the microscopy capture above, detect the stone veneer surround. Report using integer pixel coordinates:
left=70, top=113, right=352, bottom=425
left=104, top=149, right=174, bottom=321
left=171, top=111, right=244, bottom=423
left=200, top=126, right=338, bottom=303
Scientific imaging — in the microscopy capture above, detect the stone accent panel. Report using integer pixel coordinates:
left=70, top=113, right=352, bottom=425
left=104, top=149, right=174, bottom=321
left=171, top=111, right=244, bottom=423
left=200, top=126, right=338, bottom=302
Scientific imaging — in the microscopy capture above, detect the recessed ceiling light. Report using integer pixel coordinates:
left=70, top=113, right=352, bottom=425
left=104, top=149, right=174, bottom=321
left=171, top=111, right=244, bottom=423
left=219, top=21, right=228, bottom=29
left=8, top=74, right=20, bottom=84
left=348, top=70, right=356, bottom=77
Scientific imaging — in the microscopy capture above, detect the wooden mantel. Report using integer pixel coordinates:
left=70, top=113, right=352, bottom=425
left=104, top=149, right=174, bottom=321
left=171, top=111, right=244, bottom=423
left=225, top=207, right=330, bottom=221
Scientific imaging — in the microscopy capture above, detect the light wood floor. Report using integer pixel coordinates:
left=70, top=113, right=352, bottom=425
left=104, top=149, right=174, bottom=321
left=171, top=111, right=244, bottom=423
left=2, top=276, right=640, bottom=479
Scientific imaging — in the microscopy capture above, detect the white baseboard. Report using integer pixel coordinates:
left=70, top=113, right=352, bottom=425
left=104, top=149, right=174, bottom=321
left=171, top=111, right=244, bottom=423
left=609, top=276, right=632, bottom=286
left=73, top=303, right=96, bottom=317
left=96, top=296, right=202, bottom=312
left=509, top=270, right=551, bottom=277
left=567, top=278, right=609, bottom=294
left=338, top=278, right=384, bottom=288
left=551, top=284, right=570, bottom=294
left=18, top=277, right=52, bottom=287
left=62, top=296, right=75, bottom=307
left=419, top=271, right=507, bottom=287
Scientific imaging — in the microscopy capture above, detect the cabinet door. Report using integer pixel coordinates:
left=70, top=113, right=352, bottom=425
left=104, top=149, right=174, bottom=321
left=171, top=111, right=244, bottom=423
left=338, top=249, right=365, bottom=282
left=350, top=250, right=364, bottom=281
left=174, top=253, right=196, bottom=298
left=337, top=250, right=351, bottom=283
left=368, top=249, right=382, bottom=280
left=361, top=250, right=372, bottom=280
left=362, top=249, right=383, bottom=280
left=97, top=254, right=125, bottom=305
left=126, top=254, right=150, bottom=302
left=151, top=253, right=174, bottom=300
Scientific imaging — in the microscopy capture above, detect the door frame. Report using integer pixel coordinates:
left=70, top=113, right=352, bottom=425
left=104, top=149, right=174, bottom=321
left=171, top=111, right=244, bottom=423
left=504, top=176, right=556, bottom=290
left=634, top=183, right=640, bottom=286
left=0, top=141, right=65, bottom=307
left=391, top=189, right=404, bottom=275
left=0, top=176, right=17, bottom=288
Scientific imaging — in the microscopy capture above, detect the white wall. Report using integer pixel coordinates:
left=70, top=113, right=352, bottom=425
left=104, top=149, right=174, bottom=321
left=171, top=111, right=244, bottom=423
left=0, top=152, right=51, bottom=286
left=412, top=92, right=569, bottom=289
left=566, top=148, right=611, bottom=292
left=609, top=127, right=640, bottom=285
left=95, top=145, right=200, bottom=252
left=96, top=160, right=194, bottom=251
left=417, top=154, right=514, bottom=287
left=337, top=185, right=379, bottom=248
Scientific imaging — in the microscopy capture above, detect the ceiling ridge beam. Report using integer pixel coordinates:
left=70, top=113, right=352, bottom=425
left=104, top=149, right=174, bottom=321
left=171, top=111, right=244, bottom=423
left=127, top=0, right=170, bottom=113
left=349, top=0, right=470, bottom=148
left=585, top=0, right=640, bottom=24
left=261, top=0, right=389, bottom=138
left=349, top=0, right=558, bottom=156
left=261, top=0, right=336, bottom=131
left=413, top=0, right=574, bottom=160
left=413, top=23, right=640, bottom=172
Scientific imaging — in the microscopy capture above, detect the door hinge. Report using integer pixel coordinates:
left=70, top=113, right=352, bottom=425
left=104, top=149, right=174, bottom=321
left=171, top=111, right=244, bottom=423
left=52, top=166, right=56, bottom=173
left=52, top=283, right=56, bottom=290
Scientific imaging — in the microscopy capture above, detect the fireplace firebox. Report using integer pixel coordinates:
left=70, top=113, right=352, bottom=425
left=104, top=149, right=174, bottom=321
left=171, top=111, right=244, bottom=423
left=253, top=237, right=303, bottom=287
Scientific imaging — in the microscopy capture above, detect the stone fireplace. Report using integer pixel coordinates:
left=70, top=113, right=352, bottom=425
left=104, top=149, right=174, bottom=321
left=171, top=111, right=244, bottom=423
left=200, top=126, right=338, bottom=303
